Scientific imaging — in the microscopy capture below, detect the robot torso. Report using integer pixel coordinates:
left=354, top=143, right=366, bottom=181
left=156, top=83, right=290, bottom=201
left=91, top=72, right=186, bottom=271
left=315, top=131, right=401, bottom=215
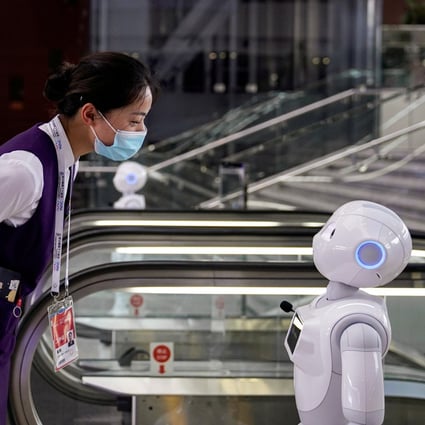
left=285, top=290, right=391, bottom=413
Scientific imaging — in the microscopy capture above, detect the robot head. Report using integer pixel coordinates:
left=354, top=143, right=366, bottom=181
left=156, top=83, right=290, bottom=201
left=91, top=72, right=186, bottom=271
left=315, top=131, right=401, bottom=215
left=312, top=200, right=412, bottom=288
left=113, top=161, right=147, bottom=195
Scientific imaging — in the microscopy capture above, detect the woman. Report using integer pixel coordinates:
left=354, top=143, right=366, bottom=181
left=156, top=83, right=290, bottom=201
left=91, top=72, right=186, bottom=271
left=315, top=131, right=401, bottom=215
left=0, top=51, right=158, bottom=423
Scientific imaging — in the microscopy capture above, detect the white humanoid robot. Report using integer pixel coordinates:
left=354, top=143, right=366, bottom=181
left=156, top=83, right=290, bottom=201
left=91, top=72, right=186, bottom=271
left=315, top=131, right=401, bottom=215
left=113, top=160, right=147, bottom=209
left=282, top=200, right=412, bottom=425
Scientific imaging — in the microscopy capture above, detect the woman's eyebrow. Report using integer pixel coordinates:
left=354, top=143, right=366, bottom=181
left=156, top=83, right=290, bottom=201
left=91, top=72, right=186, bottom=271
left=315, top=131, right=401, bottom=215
left=131, top=111, right=147, bottom=117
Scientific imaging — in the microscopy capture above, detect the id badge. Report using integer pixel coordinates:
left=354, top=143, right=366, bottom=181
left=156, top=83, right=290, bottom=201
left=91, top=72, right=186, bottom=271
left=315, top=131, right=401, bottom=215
left=47, top=296, right=79, bottom=371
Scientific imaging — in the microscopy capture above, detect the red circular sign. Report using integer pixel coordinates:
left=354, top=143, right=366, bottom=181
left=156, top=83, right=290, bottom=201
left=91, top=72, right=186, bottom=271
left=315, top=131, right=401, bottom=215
left=153, top=344, right=171, bottom=363
left=130, top=294, right=144, bottom=308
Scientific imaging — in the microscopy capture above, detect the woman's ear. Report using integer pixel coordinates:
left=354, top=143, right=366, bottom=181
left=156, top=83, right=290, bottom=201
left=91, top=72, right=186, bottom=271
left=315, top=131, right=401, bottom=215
left=80, top=103, right=98, bottom=125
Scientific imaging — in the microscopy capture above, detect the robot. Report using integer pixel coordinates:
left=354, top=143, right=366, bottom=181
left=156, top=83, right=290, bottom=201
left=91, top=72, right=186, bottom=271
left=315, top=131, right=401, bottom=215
left=282, top=200, right=412, bottom=425
left=113, top=160, right=147, bottom=209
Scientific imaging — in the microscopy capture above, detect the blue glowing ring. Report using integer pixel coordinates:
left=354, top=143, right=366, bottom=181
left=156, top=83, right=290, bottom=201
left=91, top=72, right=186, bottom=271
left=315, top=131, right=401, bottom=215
left=355, top=240, right=386, bottom=270
left=125, top=173, right=137, bottom=185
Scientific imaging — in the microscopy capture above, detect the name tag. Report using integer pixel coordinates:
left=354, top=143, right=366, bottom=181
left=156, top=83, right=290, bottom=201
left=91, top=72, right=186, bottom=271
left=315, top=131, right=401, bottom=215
left=48, top=296, right=79, bottom=371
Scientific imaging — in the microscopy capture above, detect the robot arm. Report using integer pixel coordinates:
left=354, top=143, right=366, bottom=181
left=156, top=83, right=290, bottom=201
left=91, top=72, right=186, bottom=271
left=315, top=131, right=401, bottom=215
left=340, top=323, right=385, bottom=425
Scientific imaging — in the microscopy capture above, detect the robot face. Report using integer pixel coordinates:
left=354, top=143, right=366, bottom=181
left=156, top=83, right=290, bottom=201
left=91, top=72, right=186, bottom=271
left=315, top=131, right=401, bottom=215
left=312, top=200, right=412, bottom=288
left=355, top=240, right=386, bottom=270
left=113, top=161, right=147, bottom=194
left=125, top=173, right=138, bottom=185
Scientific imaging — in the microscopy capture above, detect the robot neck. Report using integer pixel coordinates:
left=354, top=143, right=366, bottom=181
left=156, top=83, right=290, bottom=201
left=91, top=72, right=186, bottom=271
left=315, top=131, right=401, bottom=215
left=326, top=281, right=359, bottom=300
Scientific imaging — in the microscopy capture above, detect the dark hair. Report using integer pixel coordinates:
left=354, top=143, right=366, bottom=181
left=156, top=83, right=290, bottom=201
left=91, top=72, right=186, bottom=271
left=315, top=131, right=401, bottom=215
left=43, top=51, right=159, bottom=116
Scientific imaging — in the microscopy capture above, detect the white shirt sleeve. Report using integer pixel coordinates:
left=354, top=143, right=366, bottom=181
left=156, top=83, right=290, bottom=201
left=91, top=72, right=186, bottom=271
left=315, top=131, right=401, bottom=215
left=0, top=150, right=44, bottom=226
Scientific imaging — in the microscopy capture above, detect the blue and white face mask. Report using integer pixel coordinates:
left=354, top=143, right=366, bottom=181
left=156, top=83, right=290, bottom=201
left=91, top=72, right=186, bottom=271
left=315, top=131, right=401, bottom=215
left=91, top=111, right=147, bottom=161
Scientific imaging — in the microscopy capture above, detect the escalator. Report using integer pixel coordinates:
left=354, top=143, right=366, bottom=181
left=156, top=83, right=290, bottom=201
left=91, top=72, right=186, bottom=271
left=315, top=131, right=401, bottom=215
left=76, top=84, right=421, bottom=213
left=140, top=70, right=369, bottom=162
left=243, top=103, right=425, bottom=233
left=8, top=210, right=425, bottom=425
left=74, top=70, right=373, bottom=209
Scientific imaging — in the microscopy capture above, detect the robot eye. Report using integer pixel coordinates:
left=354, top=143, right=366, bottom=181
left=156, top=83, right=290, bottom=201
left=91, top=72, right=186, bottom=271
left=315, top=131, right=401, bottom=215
left=125, top=173, right=137, bottom=185
left=355, top=240, right=386, bottom=269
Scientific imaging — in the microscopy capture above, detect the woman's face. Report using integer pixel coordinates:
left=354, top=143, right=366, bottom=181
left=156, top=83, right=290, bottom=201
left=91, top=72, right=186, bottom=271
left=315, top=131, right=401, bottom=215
left=94, top=86, right=153, bottom=146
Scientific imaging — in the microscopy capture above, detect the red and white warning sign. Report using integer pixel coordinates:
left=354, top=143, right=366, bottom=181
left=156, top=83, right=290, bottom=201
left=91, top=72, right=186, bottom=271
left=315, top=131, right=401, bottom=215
left=150, top=342, right=174, bottom=375
left=130, top=294, right=144, bottom=316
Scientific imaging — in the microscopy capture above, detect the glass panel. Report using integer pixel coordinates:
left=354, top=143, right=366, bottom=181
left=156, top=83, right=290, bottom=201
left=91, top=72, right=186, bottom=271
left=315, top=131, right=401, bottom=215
left=72, top=290, right=293, bottom=371
left=139, top=70, right=369, bottom=163
left=382, top=26, right=425, bottom=89
left=247, top=120, right=425, bottom=233
left=74, top=87, right=425, bottom=213
left=31, top=284, right=425, bottom=423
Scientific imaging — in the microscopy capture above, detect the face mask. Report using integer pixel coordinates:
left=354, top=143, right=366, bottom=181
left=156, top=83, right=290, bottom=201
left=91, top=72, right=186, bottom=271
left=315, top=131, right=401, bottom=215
left=92, top=111, right=147, bottom=161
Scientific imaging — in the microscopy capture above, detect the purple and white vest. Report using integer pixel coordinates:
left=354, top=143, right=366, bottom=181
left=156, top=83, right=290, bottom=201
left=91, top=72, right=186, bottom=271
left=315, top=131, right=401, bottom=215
left=0, top=125, right=59, bottom=297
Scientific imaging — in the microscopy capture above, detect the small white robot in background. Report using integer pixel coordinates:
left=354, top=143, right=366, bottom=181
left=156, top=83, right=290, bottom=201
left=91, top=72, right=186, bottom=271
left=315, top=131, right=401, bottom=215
left=282, top=200, right=412, bottom=425
left=113, top=161, right=147, bottom=209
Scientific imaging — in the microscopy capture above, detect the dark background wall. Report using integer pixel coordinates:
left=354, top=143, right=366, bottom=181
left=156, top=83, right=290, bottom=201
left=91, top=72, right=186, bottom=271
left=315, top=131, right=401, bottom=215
left=0, top=0, right=408, bottom=145
left=383, top=0, right=407, bottom=24
left=0, top=0, right=89, bottom=142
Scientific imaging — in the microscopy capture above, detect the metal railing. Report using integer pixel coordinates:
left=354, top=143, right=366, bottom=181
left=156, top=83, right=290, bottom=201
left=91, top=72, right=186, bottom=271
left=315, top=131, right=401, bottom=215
left=200, top=118, right=425, bottom=208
